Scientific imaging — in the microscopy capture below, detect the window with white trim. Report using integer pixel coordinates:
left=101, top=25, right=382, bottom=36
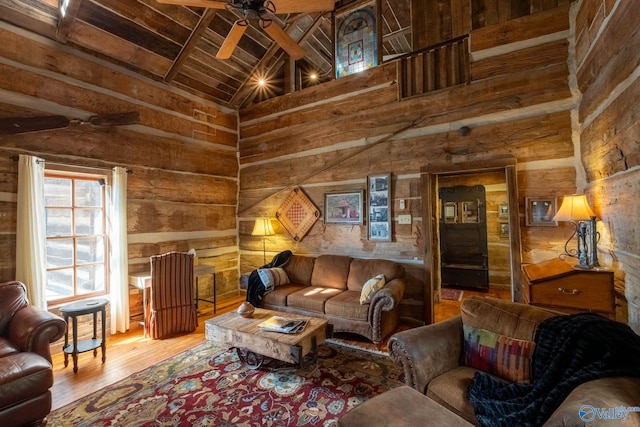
left=44, top=171, right=109, bottom=304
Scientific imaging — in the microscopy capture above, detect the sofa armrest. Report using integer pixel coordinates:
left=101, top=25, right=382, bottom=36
left=389, top=315, right=464, bottom=394
left=9, top=305, right=66, bottom=363
left=369, top=278, right=404, bottom=313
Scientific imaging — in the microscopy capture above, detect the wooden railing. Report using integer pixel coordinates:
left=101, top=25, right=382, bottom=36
left=398, top=35, right=470, bottom=99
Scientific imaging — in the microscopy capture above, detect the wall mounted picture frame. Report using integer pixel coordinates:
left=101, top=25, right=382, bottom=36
left=368, top=173, right=391, bottom=241
left=499, top=203, right=509, bottom=218
left=324, top=191, right=363, bottom=224
left=499, top=222, right=509, bottom=238
left=525, top=197, right=558, bottom=226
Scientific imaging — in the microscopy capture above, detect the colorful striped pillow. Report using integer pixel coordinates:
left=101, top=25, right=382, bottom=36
left=257, top=267, right=290, bottom=293
left=463, top=324, right=536, bottom=384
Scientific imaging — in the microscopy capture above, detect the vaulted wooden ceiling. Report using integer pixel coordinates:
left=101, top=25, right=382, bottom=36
left=1, top=0, right=411, bottom=109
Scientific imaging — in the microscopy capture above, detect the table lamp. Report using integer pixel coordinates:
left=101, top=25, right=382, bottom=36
left=552, top=194, right=596, bottom=269
left=251, top=217, right=275, bottom=265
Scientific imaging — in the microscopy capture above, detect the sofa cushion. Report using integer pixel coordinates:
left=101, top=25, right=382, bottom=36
left=283, top=255, right=316, bottom=286
left=0, top=281, right=29, bottom=334
left=257, top=267, right=289, bottom=292
left=427, top=366, right=480, bottom=425
left=325, top=290, right=368, bottom=321
left=359, top=274, right=386, bottom=304
left=347, top=259, right=403, bottom=291
left=286, top=287, right=342, bottom=313
left=310, top=255, right=352, bottom=290
left=463, top=324, right=536, bottom=383
left=461, top=296, right=557, bottom=342
left=0, top=352, right=53, bottom=409
left=261, top=284, right=306, bottom=307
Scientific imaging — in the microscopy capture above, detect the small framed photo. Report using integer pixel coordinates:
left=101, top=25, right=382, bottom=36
left=324, top=191, right=363, bottom=224
left=499, top=222, right=509, bottom=238
left=368, top=173, right=391, bottom=241
left=525, top=197, right=557, bottom=226
left=499, top=203, right=508, bottom=218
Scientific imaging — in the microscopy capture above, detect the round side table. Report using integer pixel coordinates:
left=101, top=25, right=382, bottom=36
left=59, top=299, right=108, bottom=373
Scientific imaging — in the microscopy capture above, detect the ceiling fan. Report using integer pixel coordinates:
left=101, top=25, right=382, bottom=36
left=0, top=112, right=140, bottom=136
left=156, top=0, right=335, bottom=60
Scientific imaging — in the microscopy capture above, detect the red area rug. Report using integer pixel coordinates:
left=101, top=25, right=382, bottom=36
left=47, top=341, right=403, bottom=426
left=441, top=288, right=464, bottom=301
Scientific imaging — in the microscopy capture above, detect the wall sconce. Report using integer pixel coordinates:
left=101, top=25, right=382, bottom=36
left=552, top=194, right=597, bottom=269
left=251, top=217, right=275, bottom=265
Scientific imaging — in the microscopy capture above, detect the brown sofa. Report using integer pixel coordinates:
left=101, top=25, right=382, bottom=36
left=0, top=281, right=67, bottom=427
left=260, top=254, right=405, bottom=344
left=389, top=296, right=640, bottom=426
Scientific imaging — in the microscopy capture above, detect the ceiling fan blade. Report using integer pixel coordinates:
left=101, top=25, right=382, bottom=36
left=216, top=21, right=248, bottom=59
left=271, top=0, right=335, bottom=13
left=88, top=112, right=140, bottom=126
left=0, top=115, right=70, bottom=136
left=262, top=22, right=305, bottom=60
left=155, top=0, right=227, bottom=8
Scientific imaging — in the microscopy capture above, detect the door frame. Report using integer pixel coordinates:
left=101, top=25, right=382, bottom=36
left=420, top=157, right=523, bottom=324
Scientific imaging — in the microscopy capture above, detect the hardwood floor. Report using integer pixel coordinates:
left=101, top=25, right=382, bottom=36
left=50, top=287, right=511, bottom=411
left=50, top=295, right=245, bottom=411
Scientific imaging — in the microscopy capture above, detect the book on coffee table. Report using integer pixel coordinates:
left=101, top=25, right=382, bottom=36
left=257, top=316, right=308, bottom=334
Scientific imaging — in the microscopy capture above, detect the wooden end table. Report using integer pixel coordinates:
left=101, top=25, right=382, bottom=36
left=205, top=308, right=331, bottom=369
left=59, top=298, right=108, bottom=373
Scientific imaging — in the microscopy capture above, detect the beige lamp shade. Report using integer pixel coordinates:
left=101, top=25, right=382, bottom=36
left=251, top=217, right=275, bottom=236
left=553, top=195, right=596, bottom=221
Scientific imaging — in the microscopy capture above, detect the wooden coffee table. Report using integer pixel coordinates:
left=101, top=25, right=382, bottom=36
left=205, top=308, right=331, bottom=369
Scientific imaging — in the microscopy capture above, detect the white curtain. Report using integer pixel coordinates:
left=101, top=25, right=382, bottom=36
left=109, top=167, right=129, bottom=333
left=15, top=154, right=47, bottom=309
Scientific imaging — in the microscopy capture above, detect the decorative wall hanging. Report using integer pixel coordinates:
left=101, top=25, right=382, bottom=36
left=324, top=191, right=364, bottom=224
left=335, top=0, right=380, bottom=78
left=368, top=173, right=391, bottom=241
left=275, top=187, right=320, bottom=241
left=525, top=197, right=557, bottom=226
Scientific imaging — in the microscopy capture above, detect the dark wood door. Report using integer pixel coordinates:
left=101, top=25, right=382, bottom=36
left=439, top=185, right=489, bottom=290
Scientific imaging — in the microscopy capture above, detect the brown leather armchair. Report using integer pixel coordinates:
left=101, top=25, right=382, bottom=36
left=0, top=281, right=66, bottom=427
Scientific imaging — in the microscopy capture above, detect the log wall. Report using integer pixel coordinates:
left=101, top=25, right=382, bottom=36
left=575, top=0, right=640, bottom=332
left=238, top=4, right=577, bottom=324
left=0, top=22, right=240, bottom=334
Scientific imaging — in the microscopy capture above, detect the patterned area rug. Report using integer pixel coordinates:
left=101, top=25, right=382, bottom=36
left=48, top=341, right=403, bottom=427
left=441, top=288, right=464, bottom=301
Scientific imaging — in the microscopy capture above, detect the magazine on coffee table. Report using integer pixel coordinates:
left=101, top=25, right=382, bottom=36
left=257, top=316, right=308, bottom=334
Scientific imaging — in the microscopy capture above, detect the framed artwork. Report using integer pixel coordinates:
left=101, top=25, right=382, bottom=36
left=368, top=173, right=391, bottom=241
left=335, top=0, right=380, bottom=78
left=275, top=187, right=320, bottom=241
left=324, top=191, right=363, bottom=224
left=499, top=203, right=509, bottom=218
left=499, top=222, right=509, bottom=238
left=525, top=197, right=558, bottom=226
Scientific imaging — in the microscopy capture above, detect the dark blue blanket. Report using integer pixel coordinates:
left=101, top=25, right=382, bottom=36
left=246, top=250, right=292, bottom=306
left=467, top=313, right=640, bottom=427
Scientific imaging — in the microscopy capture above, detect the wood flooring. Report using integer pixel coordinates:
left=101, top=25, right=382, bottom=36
left=50, top=287, right=511, bottom=411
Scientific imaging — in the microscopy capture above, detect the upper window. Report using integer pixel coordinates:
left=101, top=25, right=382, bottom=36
left=44, top=171, right=108, bottom=304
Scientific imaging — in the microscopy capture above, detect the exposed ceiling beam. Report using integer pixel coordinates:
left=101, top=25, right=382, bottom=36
left=164, top=9, right=218, bottom=83
left=57, top=0, right=84, bottom=43
left=231, top=13, right=327, bottom=109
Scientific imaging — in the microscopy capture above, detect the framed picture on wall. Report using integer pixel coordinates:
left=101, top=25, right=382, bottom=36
left=525, top=197, right=558, bottom=226
left=368, top=173, right=391, bottom=241
left=324, top=191, right=363, bottom=224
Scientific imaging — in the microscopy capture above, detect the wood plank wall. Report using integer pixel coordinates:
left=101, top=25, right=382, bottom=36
left=575, top=0, right=640, bottom=332
left=0, top=22, right=240, bottom=331
left=238, top=4, right=577, bottom=324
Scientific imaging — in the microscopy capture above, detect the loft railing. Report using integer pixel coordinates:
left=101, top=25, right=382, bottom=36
left=397, top=35, right=470, bottom=99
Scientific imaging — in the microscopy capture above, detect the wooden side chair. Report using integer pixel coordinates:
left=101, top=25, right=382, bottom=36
left=148, top=251, right=198, bottom=339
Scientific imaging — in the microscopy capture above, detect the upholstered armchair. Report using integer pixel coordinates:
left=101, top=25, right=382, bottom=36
left=148, top=252, right=198, bottom=339
left=0, top=281, right=66, bottom=427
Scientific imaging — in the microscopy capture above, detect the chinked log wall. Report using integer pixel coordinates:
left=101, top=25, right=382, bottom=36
left=0, top=22, right=240, bottom=340
left=238, top=4, right=579, bottom=324
left=575, top=0, right=640, bottom=332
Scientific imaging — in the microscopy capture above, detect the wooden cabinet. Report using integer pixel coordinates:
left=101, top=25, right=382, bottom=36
left=523, top=258, right=615, bottom=318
